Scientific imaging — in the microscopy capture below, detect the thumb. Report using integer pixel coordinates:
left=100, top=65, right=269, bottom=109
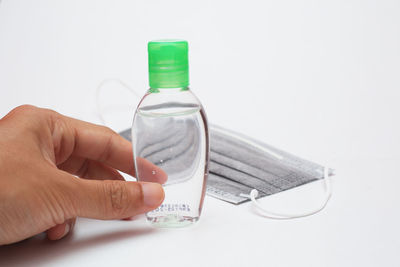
left=67, top=177, right=164, bottom=220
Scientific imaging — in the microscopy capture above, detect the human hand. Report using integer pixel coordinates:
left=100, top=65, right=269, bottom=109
left=0, top=105, right=166, bottom=245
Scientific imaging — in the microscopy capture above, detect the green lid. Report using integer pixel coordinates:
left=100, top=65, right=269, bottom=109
left=148, top=39, right=189, bottom=88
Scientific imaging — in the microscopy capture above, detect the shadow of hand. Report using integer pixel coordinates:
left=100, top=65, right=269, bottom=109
left=0, top=219, right=157, bottom=266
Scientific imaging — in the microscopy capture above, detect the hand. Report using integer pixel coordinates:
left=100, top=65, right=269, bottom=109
left=0, top=105, right=166, bottom=245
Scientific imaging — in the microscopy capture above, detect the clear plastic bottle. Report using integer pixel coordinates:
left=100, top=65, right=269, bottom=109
left=132, top=40, right=209, bottom=227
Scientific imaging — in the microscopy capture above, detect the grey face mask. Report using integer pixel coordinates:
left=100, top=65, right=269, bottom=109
left=120, top=124, right=333, bottom=205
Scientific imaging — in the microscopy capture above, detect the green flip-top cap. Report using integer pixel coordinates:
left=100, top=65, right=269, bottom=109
left=148, top=39, right=189, bottom=88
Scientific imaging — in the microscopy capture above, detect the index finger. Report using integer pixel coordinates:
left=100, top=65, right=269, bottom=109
left=63, top=116, right=135, bottom=176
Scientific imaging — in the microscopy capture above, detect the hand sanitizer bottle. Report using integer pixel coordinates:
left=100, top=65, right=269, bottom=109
left=132, top=40, right=209, bottom=227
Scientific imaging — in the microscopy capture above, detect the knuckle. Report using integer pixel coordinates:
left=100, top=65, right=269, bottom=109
left=104, top=180, right=131, bottom=217
left=3, top=105, right=61, bottom=127
left=105, top=127, right=120, bottom=142
left=6, top=104, right=38, bottom=118
left=50, top=115, right=73, bottom=162
left=15, top=104, right=37, bottom=112
left=38, top=108, right=63, bottom=126
left=42, top=107, right=61, bottom=119
left=99, top=130, right=119, bottom=163
left=1, top=105, right=43, bottom=129
left=98, top=124, right=118, bottom=138
left=100, top=125, right=115, bottom=133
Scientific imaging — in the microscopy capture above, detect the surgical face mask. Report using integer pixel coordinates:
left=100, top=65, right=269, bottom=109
left=99, top=79, right=333, bottom=219
left=208, top=125, right=333, bottom=203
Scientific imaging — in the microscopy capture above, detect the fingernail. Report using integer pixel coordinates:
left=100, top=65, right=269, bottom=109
left=141, top=183, right=164, bottom=207
left=62, top=223, right=70, bottom=238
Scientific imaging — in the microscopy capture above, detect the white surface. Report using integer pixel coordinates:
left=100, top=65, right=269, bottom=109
left=0, top=0, right=400, bottom=266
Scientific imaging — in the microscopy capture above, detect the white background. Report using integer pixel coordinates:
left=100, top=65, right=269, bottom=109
left=0, top=0, right=399, bottom=266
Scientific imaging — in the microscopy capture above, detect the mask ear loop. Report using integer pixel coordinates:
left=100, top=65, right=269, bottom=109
left=249, top=166, right=332, bottom=219
left=96, top=78, right=141, bottom=126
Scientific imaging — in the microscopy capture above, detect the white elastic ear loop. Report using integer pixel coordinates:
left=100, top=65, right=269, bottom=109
left=249, top=166, right=332, bottom=219
left=96, top=78, right=141, bottom=126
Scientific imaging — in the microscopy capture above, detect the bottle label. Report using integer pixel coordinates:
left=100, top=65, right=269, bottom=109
left=150, top=203, right=191, bottom=213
